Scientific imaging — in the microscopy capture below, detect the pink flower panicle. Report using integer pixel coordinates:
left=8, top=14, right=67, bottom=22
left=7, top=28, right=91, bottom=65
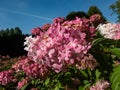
left=24, top=17, right=96, bottom=73
left=0, top=70, right=14, bottom=85
left=23, top=63, right=49, bottom=79
left=90, top=80, right=109, bottom=90
left=12, top=57, right=34, bottom=72
left=76, top=53, right=98, bottom=69
left=12, top=57, right=49, bottom=79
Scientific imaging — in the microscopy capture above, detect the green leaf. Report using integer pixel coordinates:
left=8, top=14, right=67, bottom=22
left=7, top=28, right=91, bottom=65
left=44, top=78, right=50, bottom=86
left=87, top=69, right=92, bottom=76
left=83, top=80, right=89, bottom=84
left=110, top=70, right=118, bottom=83
left=0, top=87, right=5, bottom=90
left=21, top=84, right=29, bottom=90
left=95, top=69, right=101, bottom=81
left=78, top=86, right=84, bottom=90
left=34, top=79, right=40, bottom=86
left=92, top=37, right=116, bottom=47
left=54, top=82, right=62, bottom=90
left=31, top=80, right=35, bottom=85
left=64, top=72, right=71, bottom=78
left=115, top=82, right=120, bottom=90
left=110, top=65, right=120, bottom=82
left=110, top=65, right=120, bottom=90
left=83, top=83, right=91, bottom=90
left=78, top=83, right=91, bottom=90
left=80, top=70, right=88, bottom=77
left=92, top=38, right=106, bottom=46
left=111, top=48, right=120, bottom=57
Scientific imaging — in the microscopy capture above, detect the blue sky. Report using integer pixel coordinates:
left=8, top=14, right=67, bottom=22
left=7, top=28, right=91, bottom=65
left=0, top=0, right=118, bottom=34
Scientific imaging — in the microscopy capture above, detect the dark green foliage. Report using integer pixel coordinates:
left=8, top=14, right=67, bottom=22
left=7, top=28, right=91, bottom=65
left=87, top=6, right=102, bottom=17
left=66, top=11, right=89, bottom=20
left=65, top=6, right=107, bottom=22
left=110, top=47, right=120, bottom=90
left=110, top=65, right=120, bottom=90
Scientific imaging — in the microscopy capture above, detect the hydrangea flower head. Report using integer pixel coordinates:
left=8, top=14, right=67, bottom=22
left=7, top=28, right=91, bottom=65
left=24, top=17, right=96, bottom=73
left=97, top=23, right=120, bottom=40
left=90, top=80, right=109, bottom=90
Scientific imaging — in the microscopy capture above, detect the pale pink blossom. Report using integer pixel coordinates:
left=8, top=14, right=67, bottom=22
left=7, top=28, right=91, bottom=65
left=24, top=17, right=96, bottom=73
left=76, top=53, right=98, bottom=69
left=97, top=23, right=120, bottom=40
left=12, top=57, right=34, bottom=72
left=90, top=80, right=109, bottom=90
left=23, top=63, right=49, bottom=78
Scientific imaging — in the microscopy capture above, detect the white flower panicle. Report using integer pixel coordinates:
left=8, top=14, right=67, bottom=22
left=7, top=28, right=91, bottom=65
left=97, top=23, right=120, bottom=40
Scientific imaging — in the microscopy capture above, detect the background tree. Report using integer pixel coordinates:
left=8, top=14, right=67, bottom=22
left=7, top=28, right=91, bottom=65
left=0, top=27, right=27, bottom=57
left=87, top=6, right=102, bottom=16
left=0, top=30, right=5, bottom=37
left=87, top=6, right=107, bottom=22
left=110, top=0, right=120, bottom=22
left=66, top=11, right=89, bottom=20
left=14, top=27, right=22, bottom=35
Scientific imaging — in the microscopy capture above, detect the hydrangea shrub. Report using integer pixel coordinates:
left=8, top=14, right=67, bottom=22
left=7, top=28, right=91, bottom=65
left=0, top=14, right=120, bottom=90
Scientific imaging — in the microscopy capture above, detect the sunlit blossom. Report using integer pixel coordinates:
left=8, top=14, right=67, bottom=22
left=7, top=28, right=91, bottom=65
left=24, top=17, right=96, bottom=73
left=97, top=23, right=120, bottom=40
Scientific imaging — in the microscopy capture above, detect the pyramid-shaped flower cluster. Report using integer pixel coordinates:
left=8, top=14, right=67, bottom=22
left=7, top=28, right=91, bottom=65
left=97, top=23, right=120, bottom=40
left=24, top=17, right=96, bottom=73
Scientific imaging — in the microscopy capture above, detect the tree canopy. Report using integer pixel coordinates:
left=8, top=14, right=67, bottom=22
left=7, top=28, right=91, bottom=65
left=0, top=27, right=27, bottom=57
left=110, top=0, right=120, bottom=22
left=87, top=6, right=102, bottom=17
left=65, top=11, right=89, bottom=20
left=65, top=6, right=107, bottom=22
left=87, top=6, right=107, bottom=22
